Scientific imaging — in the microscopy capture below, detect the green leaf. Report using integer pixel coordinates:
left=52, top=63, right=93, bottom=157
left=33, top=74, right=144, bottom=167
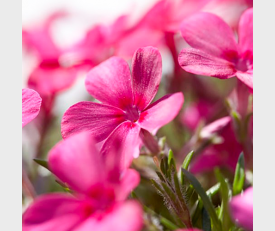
left=181, top=168, right=222, bottom=231
left=214, top=169, right=233, bottom=231
left=206, top=183, right=221, bottom=197
left=180, top=151, right=194, bottom=185
left=233, top=153, right=245, bottom=195
left=168, top=149, right=176, bottom=169
left=33, top=158, right=49, bottom=170
left=160, top=156, right=168, bottom=176
left=202, top=207, right=212, bottom=231
left=182, top=150, right=194, bottom=170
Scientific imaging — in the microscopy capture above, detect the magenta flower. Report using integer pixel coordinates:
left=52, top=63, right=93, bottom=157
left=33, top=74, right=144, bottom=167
left=178, top=8, right=253, bottom=91
left=61, top=47, right=184, bottom=165
left=22, top=132, right=143, bottom=231
left=23, top=11, right=92, bottom=99
left=22, top=88, right=42, bottom=127
left=190, top=116, right=243, bottom=173
left=229, top=187, right=253, bottom=230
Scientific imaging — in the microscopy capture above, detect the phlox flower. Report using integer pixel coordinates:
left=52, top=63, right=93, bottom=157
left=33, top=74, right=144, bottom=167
left=23, top=11, right=92, bottom=100
left=61, top=47, right=184, bottom=167
left=22, top=132, right=143, bottom=231
left=190, top=116, right=243, bottom=173
left=229, top=187, right=253, bottom=231
left=22, top=88, right=42, bottom=127
left=178, top=8, right=253, bottom=91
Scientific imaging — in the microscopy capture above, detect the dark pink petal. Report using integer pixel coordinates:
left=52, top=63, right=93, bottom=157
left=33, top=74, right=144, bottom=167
left=61, top=101, right=126, bottom=141
left=49, top=132, right=104, bottom=194
left=238, top=8, right=253, bottom=56
left=85, top=57, right=133, bottom=110
left=138, top=93, right=184, bottom=134
left=101, top=121, right=141, bottom=169
left=116, top=169, right=140, bottom=201
left=180, top=12, right=238, bottom=61
left=132, top=47, right=162, bottom=110
left=229, top=187, right=253, bottom=230
left=178, top=48, right=236, bottom=78
left=23, top=193, right=84, bottom=231
left=236, top=71, right=253, bottom=91
left=22, top=88, right=42, bottom=127
left=27, top=65, right=80, bottom=97
left=74, top=201, right=143, bottom=231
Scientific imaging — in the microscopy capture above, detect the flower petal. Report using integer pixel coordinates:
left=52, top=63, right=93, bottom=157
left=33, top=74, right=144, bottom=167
left=236, top=71, right=253, bottom=91
left=61, top=101, right=126, bottom=141
left=178, top=48, right=236, bottom=78
left=49, top=132, right=104, bottom=193
left=74, top=201, right=143, bottom=231
left=229, top=187, right=253, bottom=231
left=101, top=121, right=141, bottom=170
left=23, top=193, right=84, bottom=231
left=22, top=11, right=66, bottom=61
left=22, top=88, right=42, bottom=127
left=28, top=65, right=80, bottom=97
left=138, top=93, right=184, bottom=134
left=132, top=46, right=162, bottom=110
left=116, top=169, right=140, bottom=201
left=85, top=57, right=134, bottom=110
left=180, top=12, right=238, bottom=61
left=238, top=8, right=253, bottom=56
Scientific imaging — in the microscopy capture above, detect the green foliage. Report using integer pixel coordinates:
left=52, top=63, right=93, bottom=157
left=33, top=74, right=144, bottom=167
left=233, top=153, right=245, bottom=195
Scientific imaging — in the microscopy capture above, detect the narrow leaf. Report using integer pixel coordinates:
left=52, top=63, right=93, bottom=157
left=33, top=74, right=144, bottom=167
left=180, top=151, right=194, bottom=185
left=181, top=168, right=222, bottom=231
left=214, top=169, right=233, bottom=231
left=233, top=153, right=245, bottom=195
left=33, top=158, right=49, bottom=170
left=202, top=207, right=212, bottom=231
left=168, top=149, right=176, bottom=168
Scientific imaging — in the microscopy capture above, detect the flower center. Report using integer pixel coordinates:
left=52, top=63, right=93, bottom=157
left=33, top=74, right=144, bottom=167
left=124, top=105, right=140, bottom=122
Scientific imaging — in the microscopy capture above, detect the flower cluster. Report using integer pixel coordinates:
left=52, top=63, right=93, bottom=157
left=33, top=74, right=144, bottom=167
left=22, top=1, right=253, bottom=231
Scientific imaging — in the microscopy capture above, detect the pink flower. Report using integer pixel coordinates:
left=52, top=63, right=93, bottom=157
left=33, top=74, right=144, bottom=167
left=229, top=187, right=253, bottom=230
left=23, top=11, right=92, bottom=99
left=61, top=47, right=184, bottom=166
left=22, top=132, right=143, bottom=231
left=178, top=8, right=253, bottom=91
left=181, top=100, right=213, bottom=131
left=190, top=116, right=243, bottom=173
left=22, top=88, right=42, bottom=127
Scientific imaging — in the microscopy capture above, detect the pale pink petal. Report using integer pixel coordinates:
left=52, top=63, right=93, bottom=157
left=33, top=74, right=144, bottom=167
left=229, top=187, right=253, bottom=230
left=200, top=116, right=231, bottom=138
left=101, top=121, right=141, bottom=169
left=116, top=169, right=140, bottom=201
left=74, top=201, right=143, bottom=231
left=138, top=93, right=184, bottom=134
left=28, top=65, right=80, bottom=97
left=132, top=46, right=162, bottom=110
left=61, top=102, right=126, bottom=141
left=22, top=11, right=66, bottom=61
left=178, top=48, right=236, bottom=78
left=85, top=57, right=133, bottom=110
left=23, top=193, right=84, bottom=231
left=49, top=132, right=104, bottom=194
left=238, top=8, right=253, bottom=56
left=22, top=88, right=42, bottom=127
left=236, top=71, right=253, bottom=91
left=180, top=12, right=238, bottom=61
